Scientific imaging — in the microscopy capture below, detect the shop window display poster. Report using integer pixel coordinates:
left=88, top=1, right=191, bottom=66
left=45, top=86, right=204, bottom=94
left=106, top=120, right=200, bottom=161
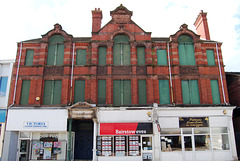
left=54, top=142, right=62, bottom=148
left=53, top=148, right=61, bottom=154
left=44, top=142, right=53, bottom=148
left=43, top=148, right=52, bottom=159
left=32, top=141, right=41, bottom=149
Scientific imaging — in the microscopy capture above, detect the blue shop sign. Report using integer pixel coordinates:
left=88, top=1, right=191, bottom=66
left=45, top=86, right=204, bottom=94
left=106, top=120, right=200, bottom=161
left=0, top=109, right=6, bottom=123
left=24, top=121, right=49, bottom=128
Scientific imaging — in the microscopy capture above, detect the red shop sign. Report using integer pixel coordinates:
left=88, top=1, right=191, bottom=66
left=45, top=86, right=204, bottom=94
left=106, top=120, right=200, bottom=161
left=100, top=123, right=153, bottom=135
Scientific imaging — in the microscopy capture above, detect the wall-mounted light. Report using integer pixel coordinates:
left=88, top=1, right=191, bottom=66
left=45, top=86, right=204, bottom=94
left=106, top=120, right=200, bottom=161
left=147, top=111, right=152, bottom=121
left=36, top=97, right=40, bottom=101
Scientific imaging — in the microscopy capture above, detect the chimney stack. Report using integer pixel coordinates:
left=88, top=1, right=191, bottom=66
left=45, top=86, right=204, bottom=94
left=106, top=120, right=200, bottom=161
left=92, top=8, right=102, bottom=33
left=194, top=10, right=210, bottom=40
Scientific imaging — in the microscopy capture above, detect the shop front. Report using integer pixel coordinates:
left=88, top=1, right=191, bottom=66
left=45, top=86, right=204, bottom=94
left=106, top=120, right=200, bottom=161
left=3, top=108, right=68, bottom=161
left=97, top=108, right=154, bottom=161
left=156, top=107, right=238, bottom=161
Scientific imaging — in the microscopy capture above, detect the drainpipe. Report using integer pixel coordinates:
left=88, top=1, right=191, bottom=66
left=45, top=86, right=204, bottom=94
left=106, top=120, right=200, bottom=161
left=216, top=43, right=227, bottom=104
left=69, top=43, right=75, bottom=105
left=167, top=43, right=174, bottom=104
left=10, top=42, right=22, bottom=107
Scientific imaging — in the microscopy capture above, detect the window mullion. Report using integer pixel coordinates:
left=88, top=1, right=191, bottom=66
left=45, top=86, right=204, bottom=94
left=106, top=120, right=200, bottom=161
left=121, top=80, right=124, bottom=105
left=50, top=81, right=55, bottom=105
left=189, top=80, right=192, bottom=104
left=120, top=43, right=123, bottom=65
left=54, top=44, right=58, bottom=65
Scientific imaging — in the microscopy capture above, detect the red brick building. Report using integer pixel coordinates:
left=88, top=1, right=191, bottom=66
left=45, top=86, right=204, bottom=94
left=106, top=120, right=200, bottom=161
left=3, top=4, right=237, bottom=161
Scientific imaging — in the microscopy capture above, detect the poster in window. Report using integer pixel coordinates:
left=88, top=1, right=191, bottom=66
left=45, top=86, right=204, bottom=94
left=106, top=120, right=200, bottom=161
left=53, top=148, right=61, bottom=154
left=32, top=141, right=41, bottom=149
left=43, top=148, right=52, bottom=159
left=54, top=142, right=62, bottom=148
left=44, top=142, right=53, bottom=148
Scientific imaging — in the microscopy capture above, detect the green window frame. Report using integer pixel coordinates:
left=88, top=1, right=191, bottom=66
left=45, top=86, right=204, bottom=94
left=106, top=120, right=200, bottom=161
left=0, top=77, right=8, bottom=96
left=181, top=80, right=200, bottom=104
left=210, top=80, right=221, bottom=104
left=113, top=35, right=131, bottom=65
left=25, top=49, right=34, bottom=66
left=98, top=47, right=107, bottom=65
left=98, top=80, right=106, bottom=104
left=47, top=35, right=65, bottom=65
left=137, top=47, right=145, bottom=65
left=157, top=49, right=168, bottom=65
left=206, top=50, right=215, bottom=65
left=138, top=80, right=147, bottom=105
left=159, top=80, right=170, bottom=104
left=76, top=49, right=87, bottom=65
left=20, top=80, right=30, bottom=105
left=74, top=80, right=85, bottom=103
left=178, top=35, right=196, bottom=65
left=113, top=80, right=131, bottom=106
left=43, top=80, right=62, bottom=105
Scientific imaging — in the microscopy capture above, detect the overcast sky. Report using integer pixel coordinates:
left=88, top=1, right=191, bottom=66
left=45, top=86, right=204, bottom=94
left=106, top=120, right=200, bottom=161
left=0, top=0, right=239, bottom=72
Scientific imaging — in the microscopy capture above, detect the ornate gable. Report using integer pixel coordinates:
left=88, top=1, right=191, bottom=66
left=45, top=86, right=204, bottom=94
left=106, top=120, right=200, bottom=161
left=42, top=23, right=73, bottom=42
left=110, top=4, right=133, bottom=24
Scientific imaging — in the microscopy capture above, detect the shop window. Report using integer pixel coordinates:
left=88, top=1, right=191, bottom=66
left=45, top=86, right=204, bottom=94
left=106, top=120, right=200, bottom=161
left=211, top=127, right=229, bottom=150
left=159, top=80, right=170, bottom=104
left=98, top=80, right=106, bottom=104
left=31, top=133, right=67, bottom=160
left=211, top=80, right=221, bottom=104
left=194, top=135, right=211, bottom=151
left=178, top=35, right=196, bottom=65
left=97, top=136, right=141, bottom=157
left=76, top=49, right=87, bottom=65
left=206, top=49, right=215, bottom=65
left=20, top=80, right=30, bottom=105
left=43, top=80, right=62, bottom=105
left=138, top=80, right=147, bottom=105
left=25, top=49, right=34, bottom=66
left=181, top=80, right=200, bottom=104
left=0, top=76, right=8, bottom=96
left=47, top=35, right=65, bottom=65
left=98, top=47, right=107, bottom=65
left=113, top=80, right=131, bottom=106
left=137, top=47, right=145, bottom=65
left=157, top=49, right=168, bottom=65
left=74, top=80, right=85, bottom=103
left=113, top=35, right=130, bottom=65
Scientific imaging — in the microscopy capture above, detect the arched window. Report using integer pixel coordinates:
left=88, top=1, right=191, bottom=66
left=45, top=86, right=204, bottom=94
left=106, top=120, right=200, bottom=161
left=47, top=35, right=65, bottom=65
left=113, top=35, right=131, bottom=65
left=178, top=35, right=196, bottom=65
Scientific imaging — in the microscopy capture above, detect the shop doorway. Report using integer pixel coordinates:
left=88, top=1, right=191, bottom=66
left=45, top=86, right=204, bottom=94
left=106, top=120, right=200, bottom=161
left=72, top=120, right=93, bottom=160
left=18, top=139, right=30, bottom=161
left=183, top=135, right=194, bottom=161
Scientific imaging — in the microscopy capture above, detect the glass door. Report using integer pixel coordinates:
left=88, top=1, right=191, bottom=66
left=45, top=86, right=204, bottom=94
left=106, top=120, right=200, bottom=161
left=183, top=135, right=194, bottom=161
left=142, top=136, right=153, bottom=161
left=19, top=139, right=30, bottom=161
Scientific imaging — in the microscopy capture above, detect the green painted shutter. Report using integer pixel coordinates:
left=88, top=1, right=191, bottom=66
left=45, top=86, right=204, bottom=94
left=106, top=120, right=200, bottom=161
left=53, top=80, right=62, bottom=105
left=113, top=44, right=121, bottom=65
left=113, top=80, right=121, bottom=106
left=157, top=49, right=168, bottom=65
left=190, top=80, right=200, bottom=104
left=182, top=80, right=190, bottom=104
left=98, top=47, right=107, bottom=65
left=47, top=44, right=55, bottom=65
left=159, top=80, right=170, bottom=104
left=98, top=80, right=106, bottom=104
left=186, top=44, right=196, bottom=65
left=76, top=49, right=87, bottom=65
left=43, top=80, right=52, bottom=105
left=179, top=44, right=187, bottom=65
left=137, top=47, right=145, bottom=65
left=25, top=50, right=34, bottom=66
left=74, top=80, right=85, bottom=103
left=138, top=80, right=147, bottom=105
left=56, top=44, right=64, bottom=65
left=20, top=80, right=30, bottom=105
left=123, top=44, right=131, bottom=65
left=123, top=80, right=131, bottom=105
left=211, top=80, right=221, bottom=104
left=207, top=50, right=215, bottom=65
